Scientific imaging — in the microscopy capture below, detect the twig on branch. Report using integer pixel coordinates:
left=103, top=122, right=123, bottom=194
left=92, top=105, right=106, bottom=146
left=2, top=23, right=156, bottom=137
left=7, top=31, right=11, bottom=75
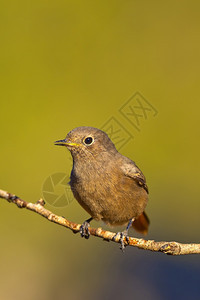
left=0, top=188, right=200, bottom=255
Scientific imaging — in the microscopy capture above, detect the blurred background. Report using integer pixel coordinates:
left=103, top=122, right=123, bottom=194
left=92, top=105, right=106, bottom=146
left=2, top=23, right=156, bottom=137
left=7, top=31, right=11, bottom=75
left=1, top=1, right=200, bottom=299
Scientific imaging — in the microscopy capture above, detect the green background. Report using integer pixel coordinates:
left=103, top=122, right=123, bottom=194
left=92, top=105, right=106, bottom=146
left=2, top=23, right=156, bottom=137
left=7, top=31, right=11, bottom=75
left=1, top=1, right=200, bottom=299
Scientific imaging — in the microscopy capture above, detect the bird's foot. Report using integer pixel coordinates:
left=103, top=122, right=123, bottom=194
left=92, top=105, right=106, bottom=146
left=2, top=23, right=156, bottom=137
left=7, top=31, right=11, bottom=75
left=113, top=230, right=129, bottom=252
left=80, top=217, right=93, bottom=239
left=80, top=221, right=90, bottom=239
left=113, top=218, right=134, bottom=252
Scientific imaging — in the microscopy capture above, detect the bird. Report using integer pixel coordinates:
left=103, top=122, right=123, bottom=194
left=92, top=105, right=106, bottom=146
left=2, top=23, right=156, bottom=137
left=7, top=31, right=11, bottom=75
left=55, top=126, right=149, bottom=250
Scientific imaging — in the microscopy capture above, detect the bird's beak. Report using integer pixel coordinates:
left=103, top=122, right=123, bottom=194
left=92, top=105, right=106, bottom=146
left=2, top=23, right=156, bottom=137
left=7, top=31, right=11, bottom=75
left=54, top=139, right=80, bottom=147
left=54, top=139, right=67, bottom=146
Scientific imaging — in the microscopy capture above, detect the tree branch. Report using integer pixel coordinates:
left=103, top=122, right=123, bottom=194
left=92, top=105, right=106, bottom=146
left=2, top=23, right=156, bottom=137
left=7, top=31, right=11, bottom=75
left=1, top=188, right=199, bottom=255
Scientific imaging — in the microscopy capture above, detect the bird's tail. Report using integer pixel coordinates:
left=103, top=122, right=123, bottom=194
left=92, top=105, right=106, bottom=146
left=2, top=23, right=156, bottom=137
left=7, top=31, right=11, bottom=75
left=132, top=211, right=150, bottom=235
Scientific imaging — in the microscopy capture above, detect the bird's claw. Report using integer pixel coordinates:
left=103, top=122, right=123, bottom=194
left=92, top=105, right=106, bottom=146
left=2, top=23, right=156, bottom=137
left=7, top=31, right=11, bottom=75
left=113, top=230, right=130, bottom=252
left=80, top=221, right=90, bottom=239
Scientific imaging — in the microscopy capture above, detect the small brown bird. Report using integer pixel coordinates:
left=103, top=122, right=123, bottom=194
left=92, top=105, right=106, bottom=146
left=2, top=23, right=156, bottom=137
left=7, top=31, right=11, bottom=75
left=55, top=126, right=149, bottom=250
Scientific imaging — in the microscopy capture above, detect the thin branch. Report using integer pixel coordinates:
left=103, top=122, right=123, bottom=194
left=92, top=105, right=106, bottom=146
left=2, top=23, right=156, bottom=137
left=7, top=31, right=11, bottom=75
left=0, top=188, right=200, bottom=255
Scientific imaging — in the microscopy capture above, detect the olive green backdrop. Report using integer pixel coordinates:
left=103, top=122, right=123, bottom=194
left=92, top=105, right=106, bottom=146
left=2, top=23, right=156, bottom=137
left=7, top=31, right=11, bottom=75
left=1, top=1, right=200, bottom=299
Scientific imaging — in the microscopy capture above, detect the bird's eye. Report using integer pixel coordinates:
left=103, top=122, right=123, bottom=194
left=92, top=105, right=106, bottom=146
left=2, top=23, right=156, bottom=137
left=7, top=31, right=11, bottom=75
left=83, top=136, right=94, bottom=145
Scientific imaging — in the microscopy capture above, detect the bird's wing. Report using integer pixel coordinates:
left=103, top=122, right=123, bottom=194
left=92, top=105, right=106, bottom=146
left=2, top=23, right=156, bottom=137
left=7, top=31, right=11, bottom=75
left=121, top=161, right=149, bottom=194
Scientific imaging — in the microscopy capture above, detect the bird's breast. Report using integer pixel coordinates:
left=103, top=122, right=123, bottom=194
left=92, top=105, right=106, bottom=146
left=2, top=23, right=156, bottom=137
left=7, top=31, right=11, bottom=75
left=69, top=159, right=148, bottom=224
left=70, top=161, right=113, bottom=196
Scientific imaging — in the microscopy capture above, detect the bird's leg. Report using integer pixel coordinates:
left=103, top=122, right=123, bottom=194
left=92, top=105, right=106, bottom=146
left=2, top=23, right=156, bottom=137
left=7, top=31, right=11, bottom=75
left=80, top=217, right=93, bottom=239
left=114, top=218, right=135, bottom=252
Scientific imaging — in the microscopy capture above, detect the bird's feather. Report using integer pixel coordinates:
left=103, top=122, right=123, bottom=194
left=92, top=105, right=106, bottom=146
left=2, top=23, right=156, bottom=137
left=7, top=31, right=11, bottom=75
left=121, top=160, right=149, bottom=194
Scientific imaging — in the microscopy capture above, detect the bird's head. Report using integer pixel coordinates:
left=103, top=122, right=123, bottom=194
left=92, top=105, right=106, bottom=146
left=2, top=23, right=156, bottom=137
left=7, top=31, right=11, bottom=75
left=54, top=126, right=117, bottom=159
